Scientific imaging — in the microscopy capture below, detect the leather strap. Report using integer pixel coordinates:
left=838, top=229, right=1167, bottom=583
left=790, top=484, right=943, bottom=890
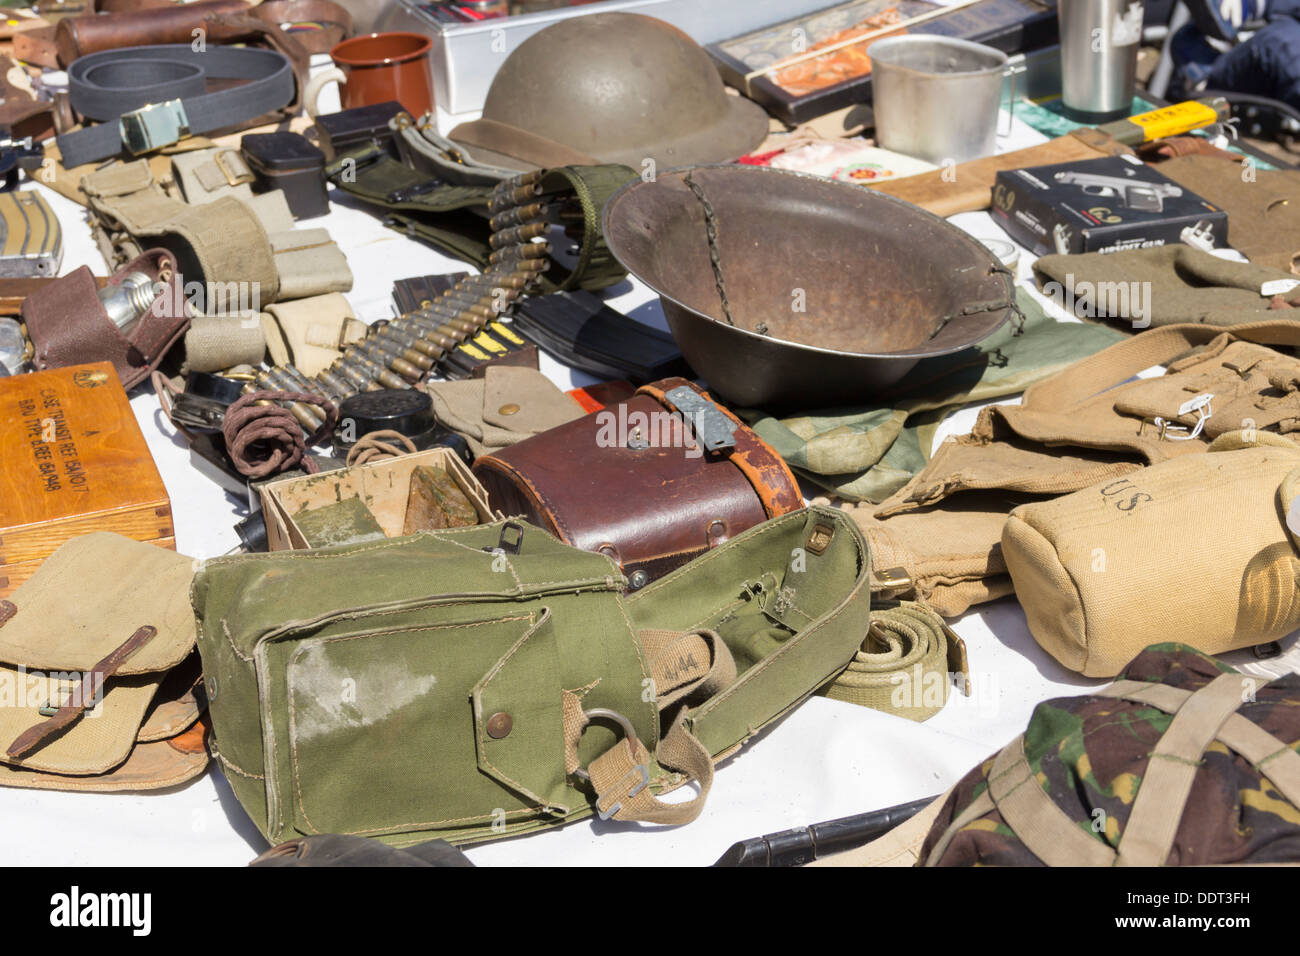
left=6, top=625, right=157, bottom=760
left=57, top=45, right=296, bottom=167
left=639, top=377, right=804, bottom=518
left=250, top=0, right=353, bottom=56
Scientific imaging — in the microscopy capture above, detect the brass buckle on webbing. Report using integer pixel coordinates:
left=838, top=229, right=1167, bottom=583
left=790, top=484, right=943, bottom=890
left=119, top=99, right=191, bottom=155
left=571, top=707, right=650, bottom=820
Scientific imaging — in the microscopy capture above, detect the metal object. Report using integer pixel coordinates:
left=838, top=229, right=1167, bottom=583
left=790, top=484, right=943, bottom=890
left=1059, top=0, right=1144, bottom=123
left=603, top=165, right=1016, bottom=410
left=663, top=385, right=737, bottom=453
left=448, top=11, right=769, bottom=170
left=0, top=317, right=27, bottom=376
left=485, top=711, right=512, bottom=738
left=251, top=169, right=552, bottom=431
left=118, top=99, right=191, bottom=155
left=713, top=794, right=937, bottom=866
left=1053, top=170, right=1182, bottom=213
left=868, top=35, right=1011, bottom=166
left=96, top=270, right=157, bottom=335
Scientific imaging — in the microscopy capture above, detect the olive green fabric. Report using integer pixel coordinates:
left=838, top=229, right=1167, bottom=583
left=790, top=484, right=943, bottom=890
left=191, top=506, right=870, bottom=846
left=1033, top=245, right=1300, bottom=329
left=326, top=146, right=634, bottom=293
left=738, top=290, right=1126, bottom=503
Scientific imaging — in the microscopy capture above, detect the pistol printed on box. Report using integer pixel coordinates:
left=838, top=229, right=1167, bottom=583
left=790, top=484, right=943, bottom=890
left=991, top=154, right=1228, bottom=256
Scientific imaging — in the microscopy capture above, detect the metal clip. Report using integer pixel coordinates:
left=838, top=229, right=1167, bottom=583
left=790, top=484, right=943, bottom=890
left=571, top=707, right=649, bottom=820
left=119, top=99, right=190, bottom=155
left=873, top=567, right=914, bottom=591
left=213, top=149, right=254, bottom=187
left=483, top=520, right=523, bottom=556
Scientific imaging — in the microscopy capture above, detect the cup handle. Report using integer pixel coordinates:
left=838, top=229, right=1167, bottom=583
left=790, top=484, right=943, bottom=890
left=998, top=61, right=1028, bottom=139
left=303, top=67, right=346, bottom=118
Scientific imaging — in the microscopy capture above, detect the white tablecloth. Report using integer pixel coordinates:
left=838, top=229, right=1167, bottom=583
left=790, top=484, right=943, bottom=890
left=5, top=108, right=1290, bottom=867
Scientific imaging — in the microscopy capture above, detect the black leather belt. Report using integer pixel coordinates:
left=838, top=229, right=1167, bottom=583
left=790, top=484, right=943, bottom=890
left=57, top=45, right=296, bottom=168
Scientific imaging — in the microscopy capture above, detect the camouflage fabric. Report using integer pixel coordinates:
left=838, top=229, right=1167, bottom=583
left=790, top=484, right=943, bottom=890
left=921, top=644, right=1300, bottom=866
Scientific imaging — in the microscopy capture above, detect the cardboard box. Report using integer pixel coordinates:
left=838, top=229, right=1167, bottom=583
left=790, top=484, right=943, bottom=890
left=992, top=154, right=1228, bottom=256
left=260, top=448, right=496, bottom=551
left=0, top=362, right=174, bottom=595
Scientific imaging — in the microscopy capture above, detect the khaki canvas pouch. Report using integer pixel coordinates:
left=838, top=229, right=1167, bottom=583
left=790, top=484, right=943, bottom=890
left=1003, top=431, right=1300, bottom=677
left=171, top=148, right=255, bottom=205
left=0, top=533, right=208, bottom=790
left=260, top=293, right=367, bottom=376
left=422, top=366, right=586, bottom=457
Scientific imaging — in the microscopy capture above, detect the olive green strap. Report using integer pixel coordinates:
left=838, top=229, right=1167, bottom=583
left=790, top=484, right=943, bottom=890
left=822, top=601, right=964, bottom=721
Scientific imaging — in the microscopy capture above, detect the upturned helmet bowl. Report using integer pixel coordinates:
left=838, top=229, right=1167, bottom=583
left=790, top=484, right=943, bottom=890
left=603, top=165, right=1017, bottom=410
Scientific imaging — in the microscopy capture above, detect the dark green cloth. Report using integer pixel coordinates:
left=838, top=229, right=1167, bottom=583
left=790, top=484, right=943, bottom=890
left=1033, top=245, right=1300, bottom=329
left=738, top=289, right=1126, bottom=503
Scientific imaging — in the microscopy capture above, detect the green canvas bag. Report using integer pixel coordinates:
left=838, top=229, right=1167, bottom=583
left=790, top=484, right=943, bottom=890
left=191, top=506, right=870, bottom=846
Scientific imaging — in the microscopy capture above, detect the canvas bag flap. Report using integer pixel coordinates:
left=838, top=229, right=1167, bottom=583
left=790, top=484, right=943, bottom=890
left=0, top=533, right=197, bottom=775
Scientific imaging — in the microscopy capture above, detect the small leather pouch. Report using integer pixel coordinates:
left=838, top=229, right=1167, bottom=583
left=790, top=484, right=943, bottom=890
left=0, top=533, right=209, bottom=791
left=21, top=248, right=190, bottom=389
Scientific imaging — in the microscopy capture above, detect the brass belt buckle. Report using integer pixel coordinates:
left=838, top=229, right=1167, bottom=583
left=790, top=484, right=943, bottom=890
left=213, top=148, right=254, bottom=187
left=119, top=99, right=190, bottom=155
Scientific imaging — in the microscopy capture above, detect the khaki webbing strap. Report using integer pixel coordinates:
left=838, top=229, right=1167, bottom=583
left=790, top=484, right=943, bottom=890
left=588, top=709, right=713, bottom=826
left=924, top=787, right=994, bottom=866
left=1100, top=678, right=1300, bottom=814
left=638, top=628, right=736, bottom=714
left=986, top=734, right=1118, bottom=866
left=1110, top=672, right=1252, bottom=866
left=569, top=628, right=734, bottom=825
left=823, top=602, right=955, bottom=721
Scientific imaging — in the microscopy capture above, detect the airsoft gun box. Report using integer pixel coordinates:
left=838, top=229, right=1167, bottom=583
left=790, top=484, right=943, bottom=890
left=992, top=155, right=1228, bottom=256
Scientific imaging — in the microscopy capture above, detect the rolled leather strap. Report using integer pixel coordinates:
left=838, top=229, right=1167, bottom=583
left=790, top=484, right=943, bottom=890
left=57, top=45, right=296, bottom=167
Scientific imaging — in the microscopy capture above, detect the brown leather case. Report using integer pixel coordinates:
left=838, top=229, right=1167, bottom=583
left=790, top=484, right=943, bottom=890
left=472, top=377, right=803, bottom=585
left=54, top=0, right=248, bottom=65
left=21, top=248, right=190, bottom=390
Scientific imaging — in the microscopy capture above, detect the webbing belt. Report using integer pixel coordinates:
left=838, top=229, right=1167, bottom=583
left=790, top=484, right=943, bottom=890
left=57, top=45, right=295, bottom=167
left=823, top=602, right=968, bottom=722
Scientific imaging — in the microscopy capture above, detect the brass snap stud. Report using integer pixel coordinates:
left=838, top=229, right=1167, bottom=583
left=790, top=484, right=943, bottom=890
left=486, top=711, right=513, bottom=739
left=498, top=403, right=520, bottom=416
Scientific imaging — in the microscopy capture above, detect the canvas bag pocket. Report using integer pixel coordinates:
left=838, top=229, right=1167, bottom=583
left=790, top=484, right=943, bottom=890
left=1002, top=432, right=1300, bottom=677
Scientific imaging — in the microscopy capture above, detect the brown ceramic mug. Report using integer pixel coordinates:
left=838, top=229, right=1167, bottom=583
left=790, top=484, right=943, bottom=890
left=304, top=31, right=434, bottom=119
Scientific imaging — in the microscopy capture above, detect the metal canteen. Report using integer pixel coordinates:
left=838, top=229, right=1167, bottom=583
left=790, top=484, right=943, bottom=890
left=603, top=164, right=1017, bottom=410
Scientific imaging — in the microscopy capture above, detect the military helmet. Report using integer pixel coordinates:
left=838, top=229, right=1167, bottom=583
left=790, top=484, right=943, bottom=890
left=449, top=12, right=769, bottom=171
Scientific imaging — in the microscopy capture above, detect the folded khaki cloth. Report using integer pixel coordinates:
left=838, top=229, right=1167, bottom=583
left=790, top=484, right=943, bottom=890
left=422, top=366, right=585, bottom=457
left=1157, top=152, right=1300, bottom=275
left=1033, top=245, right=1300, bottom=329
left=0, top=533, right=208, bottom=792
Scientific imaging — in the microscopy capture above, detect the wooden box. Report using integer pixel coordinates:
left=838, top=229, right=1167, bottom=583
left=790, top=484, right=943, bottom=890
left=260, top=447, right=496, bottom=552
left=0, top=362, right=174, bottom=595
